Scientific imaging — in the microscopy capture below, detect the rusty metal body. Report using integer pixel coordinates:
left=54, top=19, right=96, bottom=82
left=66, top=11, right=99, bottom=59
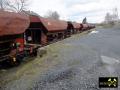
left=27, top=15, right=68, bottom=44
left=72, top=22, right=82, bottom=33
left=0, top=11, right=30, bottom=36
left=0, top=11, right=30, bottom=65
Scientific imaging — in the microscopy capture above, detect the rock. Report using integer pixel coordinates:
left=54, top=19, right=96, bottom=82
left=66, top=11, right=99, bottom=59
left=37, top=47, right=47, bottom=57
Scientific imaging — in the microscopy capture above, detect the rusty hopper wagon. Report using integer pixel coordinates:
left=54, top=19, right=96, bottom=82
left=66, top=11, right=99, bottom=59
left=25, top=15, right=68, bottom=46
left=0, top=11, right=30, bottom=66
left=72, top=22, right=83, bottom=33
left=81, top=23, right=95, bottom=31
left=82, top=24, right=89, bottom=31
left=40, top=17, right=68, bottom=43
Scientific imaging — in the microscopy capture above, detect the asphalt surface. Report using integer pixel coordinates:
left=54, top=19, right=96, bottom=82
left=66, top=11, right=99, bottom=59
left=0, top=27, right=120, bottom=90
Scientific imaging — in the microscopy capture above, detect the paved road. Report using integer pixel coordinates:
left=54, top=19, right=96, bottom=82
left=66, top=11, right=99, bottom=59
left=1, top=27, right=120, bottom=90
left=32, top=28, right=120, bottom=90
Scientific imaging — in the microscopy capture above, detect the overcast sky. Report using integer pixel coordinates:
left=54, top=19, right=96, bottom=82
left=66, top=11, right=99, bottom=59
left=28, top=0, right=120, bottom=23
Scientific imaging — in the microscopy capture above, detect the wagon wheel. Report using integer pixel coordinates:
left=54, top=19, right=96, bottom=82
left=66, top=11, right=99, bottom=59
left=32, top=49, right=37, bottom=57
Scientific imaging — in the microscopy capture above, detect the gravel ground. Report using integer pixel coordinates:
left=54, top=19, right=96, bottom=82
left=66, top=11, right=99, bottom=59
left=0, top=27, right=120, bottom=90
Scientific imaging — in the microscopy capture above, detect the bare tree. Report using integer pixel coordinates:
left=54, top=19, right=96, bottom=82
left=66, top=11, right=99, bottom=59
left=0, top=0, right=3, bottom=9
left=112, top=8, right=119, bottom=21
left=0, top=0, right=7, bottom=10
left=0, top=0, right=29, bottom=12
left=105, top=12, right=112, bottom=23
left=44, top=11, right=60, bottom=20
left=82, top=17, right=87, bottom=24
left=105, top=8, right=119, bottom=24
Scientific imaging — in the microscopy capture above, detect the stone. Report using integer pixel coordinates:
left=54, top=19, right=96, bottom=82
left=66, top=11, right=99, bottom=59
left=37, top=47, right=47, bottom=57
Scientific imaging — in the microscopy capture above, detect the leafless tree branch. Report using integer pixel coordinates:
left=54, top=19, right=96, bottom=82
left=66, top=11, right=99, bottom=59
left=0, top=0, right=29, bottom=12
left=44, top=10, right=60, bottom=20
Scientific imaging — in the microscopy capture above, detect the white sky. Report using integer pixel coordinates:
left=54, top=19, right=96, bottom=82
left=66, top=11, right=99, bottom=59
left=28, top=0, right=120, bottom=23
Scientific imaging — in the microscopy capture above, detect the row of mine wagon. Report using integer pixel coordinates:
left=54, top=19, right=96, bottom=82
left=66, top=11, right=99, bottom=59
left=0, top=11, right=95, bottom=66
